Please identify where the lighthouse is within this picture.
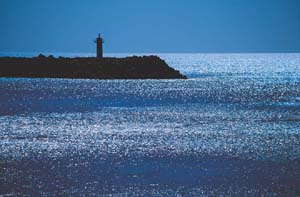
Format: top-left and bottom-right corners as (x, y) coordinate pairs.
(95, 34), (104, 58)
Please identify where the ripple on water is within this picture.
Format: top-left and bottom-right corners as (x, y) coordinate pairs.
(1, 53), (300, 195)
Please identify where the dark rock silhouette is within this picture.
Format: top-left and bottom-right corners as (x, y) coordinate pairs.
(0, 55), (187, 79)
(37, 54), (46, 59)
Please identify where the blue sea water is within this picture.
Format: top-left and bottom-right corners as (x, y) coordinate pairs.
(1, 53), (300, 195)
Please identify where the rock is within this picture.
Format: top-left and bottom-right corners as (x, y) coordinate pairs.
(0, 56), (187, 79)
(37, 54), (46, 59)
(48, 55), (55, 59)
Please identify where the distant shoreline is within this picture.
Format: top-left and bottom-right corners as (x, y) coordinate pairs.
(0, 55), (187, 80)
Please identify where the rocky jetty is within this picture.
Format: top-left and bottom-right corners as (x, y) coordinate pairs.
(0, 55), (187, 79)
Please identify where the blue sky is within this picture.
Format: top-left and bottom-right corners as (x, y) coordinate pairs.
(0, 0), (300, 53)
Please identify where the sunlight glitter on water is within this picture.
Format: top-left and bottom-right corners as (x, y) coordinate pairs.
(1, 53), (300, 195)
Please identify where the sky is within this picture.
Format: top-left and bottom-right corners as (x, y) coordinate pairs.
(0, 0), (300, 53)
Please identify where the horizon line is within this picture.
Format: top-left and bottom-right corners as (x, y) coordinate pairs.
(1, 51), (300, 55)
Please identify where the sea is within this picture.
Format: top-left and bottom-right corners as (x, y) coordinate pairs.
(1, 53), (300, 196)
